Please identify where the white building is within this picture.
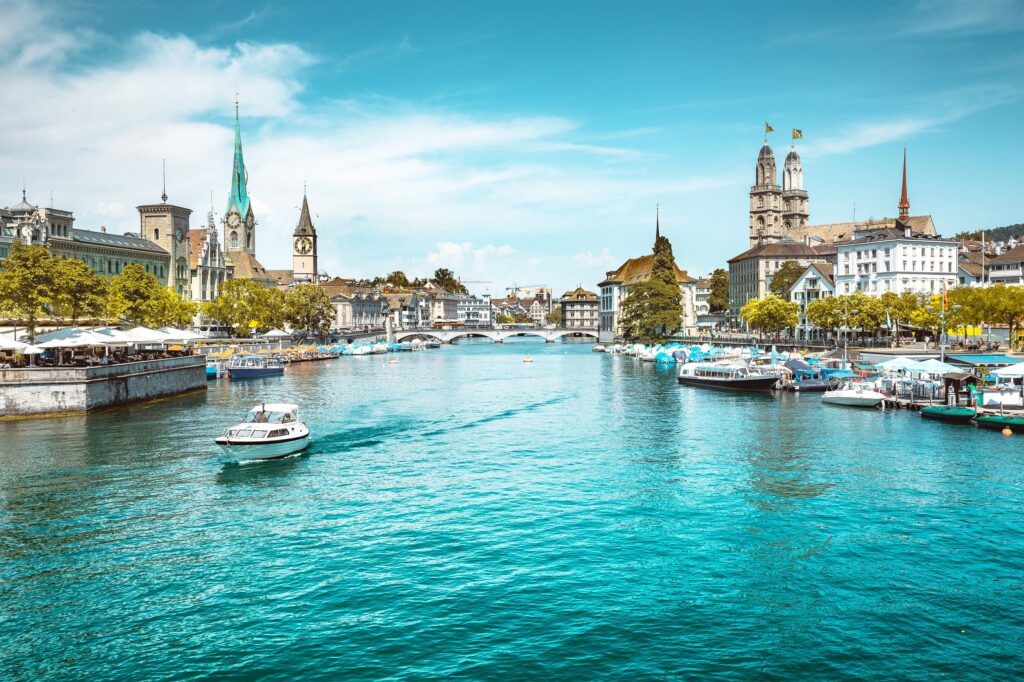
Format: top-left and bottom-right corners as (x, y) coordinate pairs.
(331, 291), (387, 331)
(833, 222), (958, 296)
(457, 294), (491, 327)
(789, 262), (835, 340)
(989, 245), (1024, 286)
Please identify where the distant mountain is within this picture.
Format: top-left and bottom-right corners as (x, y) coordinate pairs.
(955, 223), (1024, 242)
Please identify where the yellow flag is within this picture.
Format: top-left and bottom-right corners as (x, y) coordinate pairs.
(765, 122), (774, 134)
(249, 319), (258, 329)
(792, 128), (803, 140)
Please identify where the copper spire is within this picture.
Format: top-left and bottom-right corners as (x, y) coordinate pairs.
(898, 145), (910, 220)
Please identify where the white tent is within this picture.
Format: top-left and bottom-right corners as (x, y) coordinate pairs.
(34, 328), (112, 348)
(0, 335), (43, 354)
(157, 327), (204, 341)
(125, 326), (174, 344)
(993, 362), (1024, 378)
(263, 329), (291, 338)
(914, 359), (959, 374)
(877, 357), (927, 371)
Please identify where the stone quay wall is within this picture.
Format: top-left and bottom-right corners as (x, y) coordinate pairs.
(0, 356), (206, 417)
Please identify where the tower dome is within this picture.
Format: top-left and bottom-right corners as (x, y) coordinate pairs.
(783, 149), (803, 191)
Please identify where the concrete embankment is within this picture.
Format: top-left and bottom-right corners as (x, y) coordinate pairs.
(0, 356), (206, 418)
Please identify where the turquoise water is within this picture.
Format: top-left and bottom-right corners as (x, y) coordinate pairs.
(2, 339), (1023, 680)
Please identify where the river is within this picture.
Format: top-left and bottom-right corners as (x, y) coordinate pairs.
(2, 339), (1022, 680)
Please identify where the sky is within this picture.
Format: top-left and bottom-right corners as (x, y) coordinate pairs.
(1, 0), (1022, 296)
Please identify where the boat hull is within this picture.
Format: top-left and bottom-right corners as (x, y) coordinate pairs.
(215, 435), (310, 461)
(821, 395), (883, 407)
(975, 415), (1024, 432)
(228, 367), (284, 380)
(920, 407), (976, 424)
(677, 375), (778, 392)
(784, 379), (829, 392)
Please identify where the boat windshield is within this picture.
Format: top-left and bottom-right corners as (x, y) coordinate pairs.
(243, 410), (292, 424)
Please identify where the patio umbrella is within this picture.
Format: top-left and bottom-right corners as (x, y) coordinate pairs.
(993, 362), (1024, 378)
(877, 357), (926, 371)
(915, 358), (959, 374)
(0, 335), (43, 354)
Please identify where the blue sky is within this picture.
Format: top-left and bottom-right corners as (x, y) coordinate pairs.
(1, 0), (1022, 294)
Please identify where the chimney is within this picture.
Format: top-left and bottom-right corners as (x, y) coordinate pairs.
(100, 225), (107, 233)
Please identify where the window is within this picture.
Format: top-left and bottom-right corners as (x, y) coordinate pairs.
(154, 228), (160, 241)
(230, 231), (238, 249)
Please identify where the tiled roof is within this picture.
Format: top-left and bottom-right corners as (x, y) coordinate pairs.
(728, 241), (828, 263)
(229, 250), (271, 281)
(846, 225), (952, 245)
(991, 244), (1024, 264)
(785, 215), (936, 243)
(73, 228), (167, 254)
(562, 286), (598, 301)
(188, 229), (207, 269)
(600, 253), (695, 286)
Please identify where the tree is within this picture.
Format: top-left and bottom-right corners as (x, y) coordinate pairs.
(707, 268), (729, 314)
(618, 235), (684, 343)
(909, 295), (942, 338)
(545, 308), (562, 325)
(205, 278), (285, 337)
(431, 268), (467, 294)
(768, 260), (805, 298)
(739, 294), (799, 336)
(0, 242), (56, 342)
(52, 257), (107, 324)
(386, 271), (410, 288)
(847, 291), (886, 339)
(147, 287), (197, 328)
(806, 296), (843, 336)
(983, 285), (1024, 349)
(497, 310), (533, 324)
(106, 264), (164, 326)
(879, 291), (920, 343)
(285, 283), (334, 340)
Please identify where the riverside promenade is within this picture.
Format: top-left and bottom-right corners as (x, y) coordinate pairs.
(0, 355), (206, 417)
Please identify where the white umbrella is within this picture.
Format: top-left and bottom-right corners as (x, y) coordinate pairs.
(915, 358), (959, 374)
(0, 335), (43, 354)
(156, 327), (204, 341)
(263, 329), (291, 338)
(993, 362), (1024, 378)
(33, 328), (111, 348)
(126, 326), (174, 344)
(877, 357), (926, 371)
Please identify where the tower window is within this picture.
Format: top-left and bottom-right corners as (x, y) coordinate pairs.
(230, 231), (238, 249)
(154, 228), (160, 241)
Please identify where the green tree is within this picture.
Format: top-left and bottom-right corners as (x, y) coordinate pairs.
(0, 242), (56, 342)
(739, 294), (799, 337)
(107, 263), (164, 326)
(909, 294), (942, 337)
(618, 235), (684, 343)
(982, 284), (1024, 349)
(147, 287), (197, 328)
(768, 260), (805, 298)
(879, 291), (920, 343)
(431, 268), (468, 293)
(806, 296), (843, 336)
(285, 283), (334, 340)
(52, 257), (107, 324)
(847, 291), (886, 339)
(386, 271), (410, 288)
(707, 268), (729, 313)
(545, 307), (562, 325)
(204, 278), (285, 337)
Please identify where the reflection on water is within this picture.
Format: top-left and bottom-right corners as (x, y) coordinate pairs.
(2, 342), (1024, 680)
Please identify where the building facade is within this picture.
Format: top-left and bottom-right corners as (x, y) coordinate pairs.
(457, 295), (492, 327)
(989, 245), (1024, 286)
(331, 291), (387, 330)
(188, 209), (230, 302)
(833, 223), (958, 296)
(727, 240), (835, 318)
(137, 193), (192, 297)
(560, 287), (599, 329)
(789, 263), (835, 340)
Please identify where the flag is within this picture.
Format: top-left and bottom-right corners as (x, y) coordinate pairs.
(765, 122), (774, 134)
(886, 311), (892, 330)
(942, 282), (949, 311)
(792, 128), (803, 140)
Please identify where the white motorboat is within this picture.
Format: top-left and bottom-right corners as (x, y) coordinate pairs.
(215, 403), (310, 461)
(821, 381), (886, 407)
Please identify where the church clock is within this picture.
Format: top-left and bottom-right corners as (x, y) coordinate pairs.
(295, 236), (313, 254)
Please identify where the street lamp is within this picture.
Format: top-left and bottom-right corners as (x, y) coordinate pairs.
(843, 299), (859, 367)
(940, 303), (962, 362)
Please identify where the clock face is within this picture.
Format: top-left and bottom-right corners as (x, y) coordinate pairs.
(175, 228), (184, 242)
(295, 237), (312, 254)
(226, 212), (241, 228)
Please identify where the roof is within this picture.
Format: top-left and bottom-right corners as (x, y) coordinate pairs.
(958, 260), (984, 278)
(320, 278), (372, 298)
(188, 229), (207, 269)
(294, 194), (315, 236)
(265, 269), (294, 285)
(600, 253), (695, 286)
(845, 224), (953, 245)
(991, 244), (1024, 264)
(561, 286), (598, 302)
(229, 250), (271, 281)
(728, 240), (829, 263)
(73, 228), (167, 254)
(784, 215), (936, 244)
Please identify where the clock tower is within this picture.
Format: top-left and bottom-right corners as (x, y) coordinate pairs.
(292, 191), (318, 282)
(138, 176), (192, 296)
(223, 100), (256, 257)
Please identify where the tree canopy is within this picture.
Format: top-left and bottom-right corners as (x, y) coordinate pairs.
(707, 268), (729, 313)
(618, 235), (683, 343)
(739, 294), (799, 336)
(0, 242), (56, 342)
(284, 283), (334, 340)
(768, 260), (805, 298)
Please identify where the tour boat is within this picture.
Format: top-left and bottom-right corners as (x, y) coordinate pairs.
(821, 381), (886, 407)
(227, 355), (284, 380)
(215, 403), (310, 461)
(975, 414), (1024, 433)
(676, 362), (779, 392)
(920, 405), (976, 425)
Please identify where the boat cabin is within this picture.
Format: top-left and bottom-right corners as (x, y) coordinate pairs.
(244, 403), (298, 424)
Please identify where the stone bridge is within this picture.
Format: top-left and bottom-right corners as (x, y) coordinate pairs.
(393, 327), (599, 344)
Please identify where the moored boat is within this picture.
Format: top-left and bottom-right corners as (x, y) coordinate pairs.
(821, 381), (885, 407)
(227, 355), (284, 380)
(677, 362), (779, 392)
(206, 359), (225, 380)
(975, 414), (1024, 433)
(920, 405), (976, 425)
(215, 403), (310, 461)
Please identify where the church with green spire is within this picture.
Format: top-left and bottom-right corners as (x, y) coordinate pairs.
(222, 100), (273, 284)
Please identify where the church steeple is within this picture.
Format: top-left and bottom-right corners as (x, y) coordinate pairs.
(898, 145), (910, 221)
(655, 204), (660, 242)
(292, 187), (318, 282)
(225, 98), (251, 221)
(223, 97), (256, 255)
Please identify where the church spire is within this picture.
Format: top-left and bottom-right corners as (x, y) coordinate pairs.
(294, 191), (315, 236)
(225, 96), (251, 220)
(898, 145), (910, 221)
(655, 203), (660, 241)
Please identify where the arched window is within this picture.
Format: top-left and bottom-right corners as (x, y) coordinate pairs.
(245, 231), (252, 250)
(758, 196), (764, 208)
(230, 231), (238, 249)
(154, 228), (160, 241)
(107, 259), (112, 273)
